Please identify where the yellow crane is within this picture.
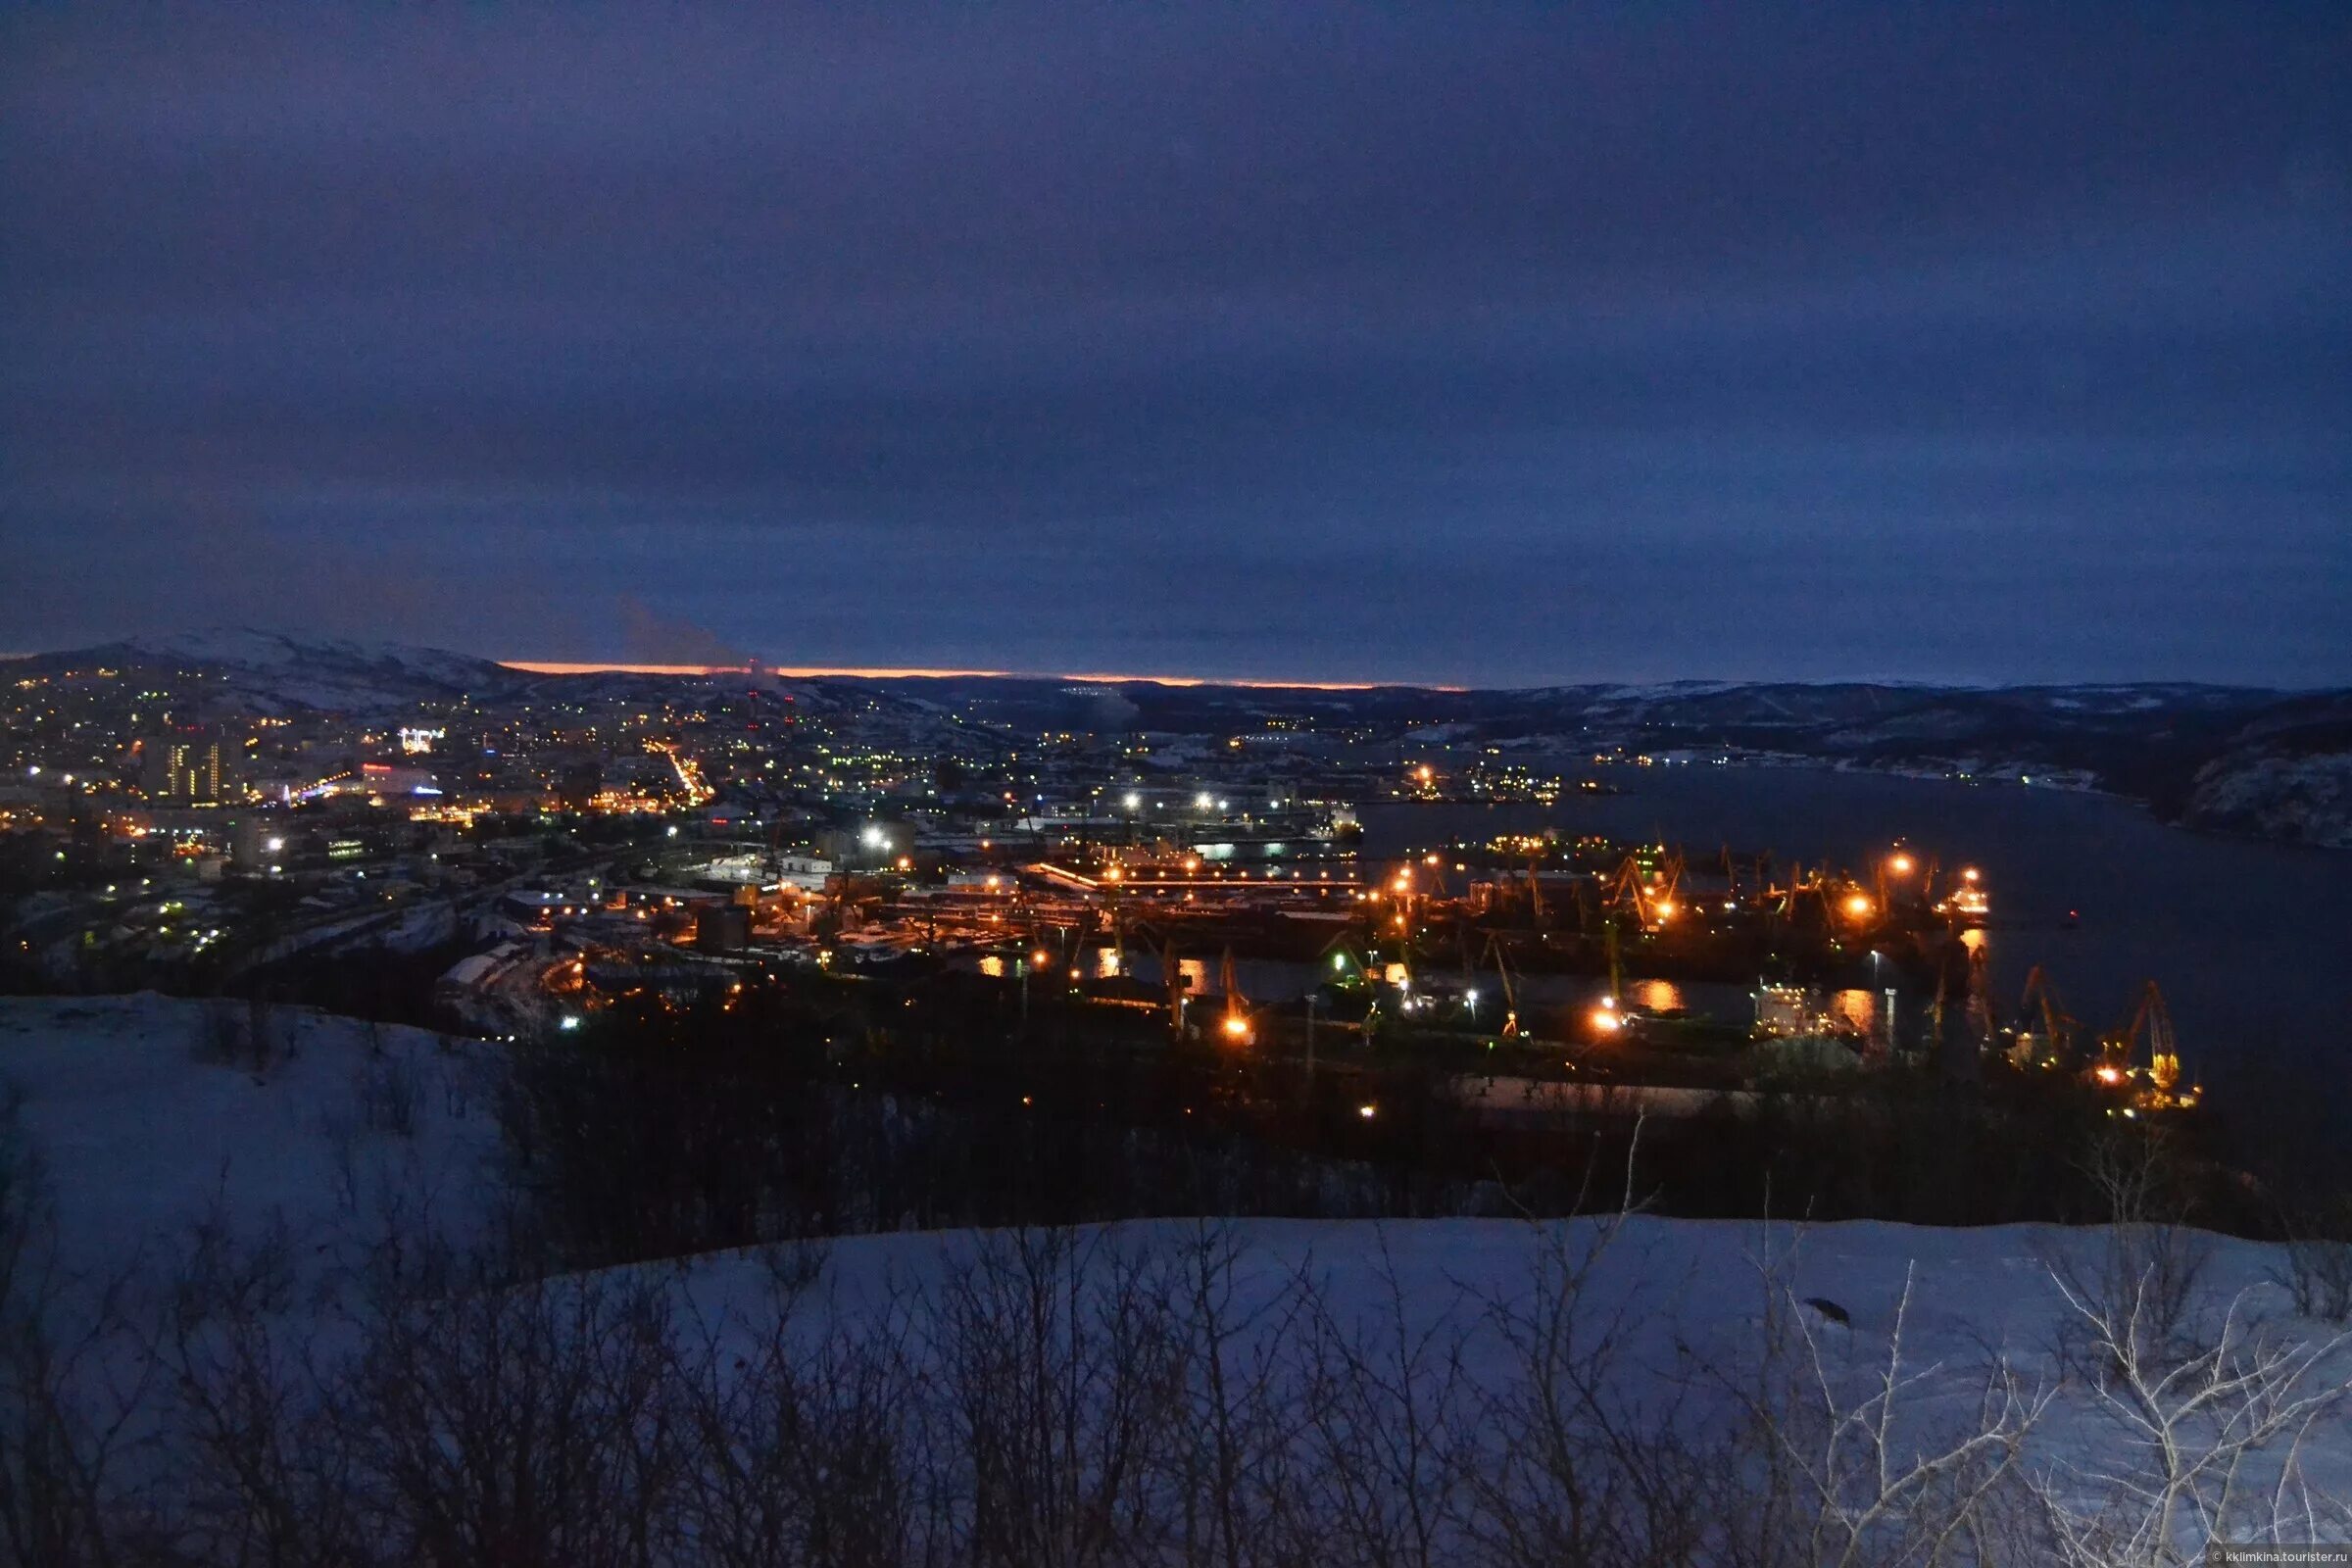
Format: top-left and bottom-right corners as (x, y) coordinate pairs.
(2101, 980), (2186, 1099)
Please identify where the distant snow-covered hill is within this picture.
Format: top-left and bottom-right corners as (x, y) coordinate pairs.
(2187, 749), (2352, 849)
(7, 627), (530, 714)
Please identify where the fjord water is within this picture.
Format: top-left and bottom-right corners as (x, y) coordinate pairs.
(1360, 766), (2352, 1148)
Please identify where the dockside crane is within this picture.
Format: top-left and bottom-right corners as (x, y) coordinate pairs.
(2100, 981), (2191, 1102)
(2007, 965), (2081, 1066)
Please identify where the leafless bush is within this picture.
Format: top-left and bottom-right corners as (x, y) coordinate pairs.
(670, 1246), (920, 1568)
(353, 1051), (420, 1138)
(1729, 1250), (2048, 1568)
(330, 1240), (688, 1566)
(0, 1087), (155, 1566)
(1290, 1230), (1475, 1568)
(1452, 1124), (1732, 1568)
(1152, 1221), (1319, 1568)
(1463, 1211), (1726, 1567)
(190, 998), (243, 1068)
(2030, 1278), (2352, 1565)
(2044, 1127), (2215, 1372)
(189, 995), (284, 1076)
(2272, 1192), (2352, 1324)
(153, 1209), (356, 1567)
(915, 1224), (1190, 1567)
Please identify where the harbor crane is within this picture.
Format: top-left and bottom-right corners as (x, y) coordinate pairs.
(1480, 933), (1522, 1038)
(2101, 980), (2186, 1098)
(2008, 965), (2080, 1065)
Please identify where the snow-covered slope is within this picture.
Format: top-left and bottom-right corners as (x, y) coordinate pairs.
(3, 994), (2348, 1557)
(2185, 750), (2352, 849)
(0, 994), (498, 1275)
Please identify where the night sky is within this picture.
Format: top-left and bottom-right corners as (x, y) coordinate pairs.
(5, 7), (2348, 686)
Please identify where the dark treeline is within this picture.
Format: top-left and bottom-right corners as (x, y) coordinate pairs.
(490, 971), (2278, 1274)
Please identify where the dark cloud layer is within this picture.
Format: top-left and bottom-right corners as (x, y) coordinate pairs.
(4, 5), (2348, 683)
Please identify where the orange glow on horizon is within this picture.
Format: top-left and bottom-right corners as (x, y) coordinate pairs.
(498, 660), (1462, 692)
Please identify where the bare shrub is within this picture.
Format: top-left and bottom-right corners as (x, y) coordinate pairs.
(2030, 1279), (2352, 1565)
(328, 1240), (688, 1567)
(2272, 1191), (2352, 1325)
(191, 998), (244, 1067)
(671, 1245), (920, 1568)
(1463, 1210), (1726, 1568)
(0, 1087), (154, 1566)
(154, 1209), (357, 1567)
(1154, 1221), (1318, 1568)
(1291, 1229), (1475, 1568)
(189, 994), (285, 1076)
(918, 1225), (1188, 1567)
(1729, 1250), (2047, 1568)
(354, 1051), (420, 1138)
(2044, 1127), (2215, 1372)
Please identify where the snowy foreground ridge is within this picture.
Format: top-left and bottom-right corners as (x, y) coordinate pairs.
(3, 994), (2351, 1564)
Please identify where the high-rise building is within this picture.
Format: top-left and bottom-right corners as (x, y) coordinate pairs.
(146, 732), (226, 805)
(225, 813), (269, 867)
